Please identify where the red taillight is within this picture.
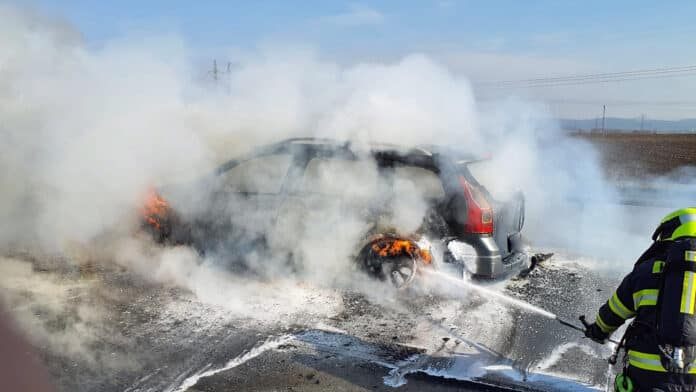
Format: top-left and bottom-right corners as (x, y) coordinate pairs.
(459, 176), (494, 234)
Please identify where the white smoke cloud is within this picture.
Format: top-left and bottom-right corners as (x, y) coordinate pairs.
(1, 1), (653, 277)
(0, 4), (213, 250)
(1, 6), (675, 381)
(7, 7), (694, 392)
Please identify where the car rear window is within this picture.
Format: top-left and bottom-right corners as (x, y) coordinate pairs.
(220, 154), (292, 194)
(462, 161), (488, 183)
(392, 166), (445, 200)
(460, 161), (498, 197)
(299, 158), (379, 199)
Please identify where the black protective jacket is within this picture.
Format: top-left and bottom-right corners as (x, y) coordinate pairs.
(597, 241), (696, 391)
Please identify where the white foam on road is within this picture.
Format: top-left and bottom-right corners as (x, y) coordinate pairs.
(165, 326), (606, 392)
(382, 354), (423, 387)
(394, 358), (604, 392)
(168, 334), (294, 392)
(297, 328), (603, 391)
(535, 342), (600, 371)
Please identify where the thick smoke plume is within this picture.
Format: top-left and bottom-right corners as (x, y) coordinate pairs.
(0, 4), (680, 378)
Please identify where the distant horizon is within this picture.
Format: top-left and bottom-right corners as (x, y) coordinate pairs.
(560, 116), (696, 122)
(558, 117), (696, 132)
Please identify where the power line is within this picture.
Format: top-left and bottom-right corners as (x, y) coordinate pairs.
(476, 65), (696, 88)
(544, 99), (696, 106)
(502, 72), (696, 88)
(486, 65), (696, 84)
(483, 71), (696, 88)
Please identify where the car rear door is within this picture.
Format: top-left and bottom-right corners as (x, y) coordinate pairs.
(209, 152), (294, 254)
(273, 155), (381, 258)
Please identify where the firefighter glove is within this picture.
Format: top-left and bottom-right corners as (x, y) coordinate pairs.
(584, 322), (609, 344)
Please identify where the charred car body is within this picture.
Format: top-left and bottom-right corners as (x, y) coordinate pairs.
(142, 138), (533, 284)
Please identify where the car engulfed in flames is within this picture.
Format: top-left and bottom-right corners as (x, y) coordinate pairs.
(137, 138), (535, 284)
(139, 192), (436, 288)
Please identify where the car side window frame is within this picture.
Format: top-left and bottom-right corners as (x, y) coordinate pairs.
(389, 163), (447, 203)
(286, 148), (363, 197)
(215, 152), (295, 195)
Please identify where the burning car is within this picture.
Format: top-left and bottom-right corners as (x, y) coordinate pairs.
(141, 138), (533, 285)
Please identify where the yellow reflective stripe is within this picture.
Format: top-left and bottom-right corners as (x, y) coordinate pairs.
(681, 271), (696, 314)
(653, 260), (665, 273)
(609, 292), (635, 319)
(629, 349), (696, 374)
(632, 289), (659, 309)
(627, 350), (667, 372)
(595, 313), (617, 333)
(687, 251), (696, 262)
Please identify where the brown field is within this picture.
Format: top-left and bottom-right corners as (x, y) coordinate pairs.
(571, 132), (696, 179)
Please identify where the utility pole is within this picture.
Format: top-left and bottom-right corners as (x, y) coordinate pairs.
(601, 105), (606, 135)
(640, 114), (645, 132)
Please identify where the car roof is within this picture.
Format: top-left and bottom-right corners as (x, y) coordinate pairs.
(278, 137), (481, 159)
(216, 137), (483, 174)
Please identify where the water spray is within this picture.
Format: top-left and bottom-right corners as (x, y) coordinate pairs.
(419, 269), (619, 344)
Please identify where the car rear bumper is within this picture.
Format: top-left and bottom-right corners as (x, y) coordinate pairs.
(447, 235), (528, 279)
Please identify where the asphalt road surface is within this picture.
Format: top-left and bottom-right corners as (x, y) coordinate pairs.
(0, 246), (626, 392)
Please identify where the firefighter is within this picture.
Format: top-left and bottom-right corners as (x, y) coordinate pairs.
(585, 208), (696, 392)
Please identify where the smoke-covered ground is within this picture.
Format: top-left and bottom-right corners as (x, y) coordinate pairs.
(2, 247), (620, 392)
(0, 210), (677, 391)
(1, 3), (695, 391)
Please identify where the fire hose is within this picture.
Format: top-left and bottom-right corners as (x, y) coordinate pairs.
(556, 315), (620, 345)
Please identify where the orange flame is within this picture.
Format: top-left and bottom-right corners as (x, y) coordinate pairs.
(141, 189), (170, 230)
(418, 248), (432, 264)
(371, 238), (431, 264)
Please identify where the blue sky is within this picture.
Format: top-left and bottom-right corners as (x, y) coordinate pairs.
(27, 1), (696, 57)
(25, 0), (696, 119)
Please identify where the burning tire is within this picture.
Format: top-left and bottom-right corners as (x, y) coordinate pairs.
(357, 236), (430, 289)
